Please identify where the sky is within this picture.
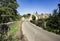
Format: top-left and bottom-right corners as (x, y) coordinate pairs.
(17, 0), (59, 15)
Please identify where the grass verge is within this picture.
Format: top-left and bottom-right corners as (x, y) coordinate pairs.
(9, 21), (21, 35)
(7, 21), (22, 41)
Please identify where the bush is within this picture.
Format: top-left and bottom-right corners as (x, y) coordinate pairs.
(32, 15), (36, 20)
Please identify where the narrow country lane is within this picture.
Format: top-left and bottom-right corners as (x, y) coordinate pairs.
(22, 21), (60, 41)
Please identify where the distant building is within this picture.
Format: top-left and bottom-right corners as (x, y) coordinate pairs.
(38, 14), (50, 19)
(29, 12), (50, 21)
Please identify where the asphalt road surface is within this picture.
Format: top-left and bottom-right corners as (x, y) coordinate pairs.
(22, 21), (60, 41)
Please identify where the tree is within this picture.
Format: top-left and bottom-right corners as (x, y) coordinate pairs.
(0, 0), (19, 23)
(32, 15), (36, 20)
(53, 9), (57, 14)
(23, 14), (31, 19)
(46, 9), (60, 34)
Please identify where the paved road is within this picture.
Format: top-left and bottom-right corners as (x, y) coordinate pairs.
(22, 21), (60, 41)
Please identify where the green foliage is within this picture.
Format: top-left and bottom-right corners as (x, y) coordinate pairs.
(0, 0), (18, 9)
(36, 19), (43, 27)
(0, 24), (9, 41)
(23, 14), (31, 18)
(30, 10), (60, 34)
(0, 21), (21, 41)
(27, 14), (31, 17)
(0, 7), (16, 23)
(46, 13), (60, 34)
(32, 15), (36, 20)
(0, 0), (20, 23)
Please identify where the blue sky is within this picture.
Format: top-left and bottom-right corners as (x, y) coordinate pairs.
(17, 0), (59, 15)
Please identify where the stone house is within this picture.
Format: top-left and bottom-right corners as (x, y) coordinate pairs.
(29, 13), (50, 21)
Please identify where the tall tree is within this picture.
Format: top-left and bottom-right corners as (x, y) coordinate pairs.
(0, 0), (19, 23)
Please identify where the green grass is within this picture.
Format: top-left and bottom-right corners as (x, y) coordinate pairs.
(9, 21), (21, 35)
(0, 21), (22, 41)
(7, 21), (22, 41)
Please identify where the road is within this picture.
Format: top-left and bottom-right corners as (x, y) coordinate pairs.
(22, 21), (60, 41)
